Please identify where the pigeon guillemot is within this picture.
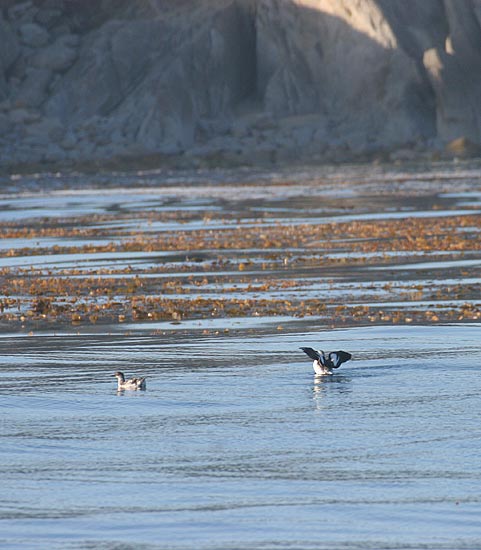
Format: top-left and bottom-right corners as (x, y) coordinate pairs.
(300, 347), (352, 375)
(114, 371), (147, 390)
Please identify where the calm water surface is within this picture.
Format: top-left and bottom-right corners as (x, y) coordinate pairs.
(1, 323), (480, 549)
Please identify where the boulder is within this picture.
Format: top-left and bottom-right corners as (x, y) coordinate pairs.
(9, 108), (39, 124)
(44, 143), (66, 162)
(0, 13), (20, 99)
(16, 68), (52, 108)
(25, 117), (64, 142)
(19, 22), (50, 47)
(7, 2), (37, 23)
(0, 99), (12, 112)
(31, 35), (78, 72)
(445, 136), (481, 158)
(35, 7), (64, 29)
(0, 113), (13, 135)
(0, 15), (20, 69)
(389, 148), (420, 162)
(60, 131), (78, 151)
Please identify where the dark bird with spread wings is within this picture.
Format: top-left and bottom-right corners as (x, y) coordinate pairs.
(300, 347), (352, 375)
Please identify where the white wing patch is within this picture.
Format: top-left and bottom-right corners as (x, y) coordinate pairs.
(329, 350), (352, 368)
(329, 352), (340, 367)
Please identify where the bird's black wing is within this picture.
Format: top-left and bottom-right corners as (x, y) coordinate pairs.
(300, 347), (322, 361)
(329, 350), (352, 368)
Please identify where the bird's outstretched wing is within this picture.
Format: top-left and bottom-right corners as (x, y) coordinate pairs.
(300, 347), (322, 361)
(329, 351), (352, 368)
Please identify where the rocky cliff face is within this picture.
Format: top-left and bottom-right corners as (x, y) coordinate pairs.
(1, 0), (481, 169)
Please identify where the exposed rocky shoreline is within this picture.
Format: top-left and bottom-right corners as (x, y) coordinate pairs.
(2, 0), (481, 171)
(1, 165), (480, 332)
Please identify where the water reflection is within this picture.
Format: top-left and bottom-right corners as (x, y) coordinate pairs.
(116, 388), (147, 396)
(312, 374), (352, 409)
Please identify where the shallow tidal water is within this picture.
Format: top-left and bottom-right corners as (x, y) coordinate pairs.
(1, 322), (481, 549)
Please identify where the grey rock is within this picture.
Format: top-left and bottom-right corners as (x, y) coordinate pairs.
(50, 24), (73, 38)
(445, 136), (481, 158)
(257, 0), (435, 147)
(19, 22), (50, 47)
(291, 125), (315, 148)
(31, 35), (78, 72)
(0, 76), (7, 102)
(246, 145), (276, 166)
(0, 13), (21, 99)
(9, 108), (38, 124)
(0, 113), (13, 134)
(389, 148), (419, 162)
(25, 117), (64, 142)
(230, 120), (250, 139)
(374, 0), (447, 61)
(422, 1), (481, 144)
(58, 33), (80, 48)
(76, 139), (96, 157)
(135, 90), (194, 154)
(7, 2), (36, 23)
(23, 134), (47, 147)
(0, 99), (12, 112)
(423, 47), (480, 143)
(45, 2), (256, 155)
(7, 50), (29, 82)
(45, 22), (133, 123)
(444, 0), (481, 63)
(44, 143), (66, 161)
(17, 68), (52, 108)
(60, 132), (78, 151)
(35, 8), (63, 29)
(7, 76), (22, 100)
(0, 15), (20, 69)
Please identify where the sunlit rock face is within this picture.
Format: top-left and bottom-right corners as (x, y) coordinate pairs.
(1, 0), (481, 167)
(256, 0), (436, 153)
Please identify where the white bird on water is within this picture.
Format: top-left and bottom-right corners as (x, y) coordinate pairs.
(114, 371), (146, 390)
(300, 347), (352, 375)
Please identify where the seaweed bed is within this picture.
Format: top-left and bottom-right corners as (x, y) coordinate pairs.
(0, 162), (480, 333)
